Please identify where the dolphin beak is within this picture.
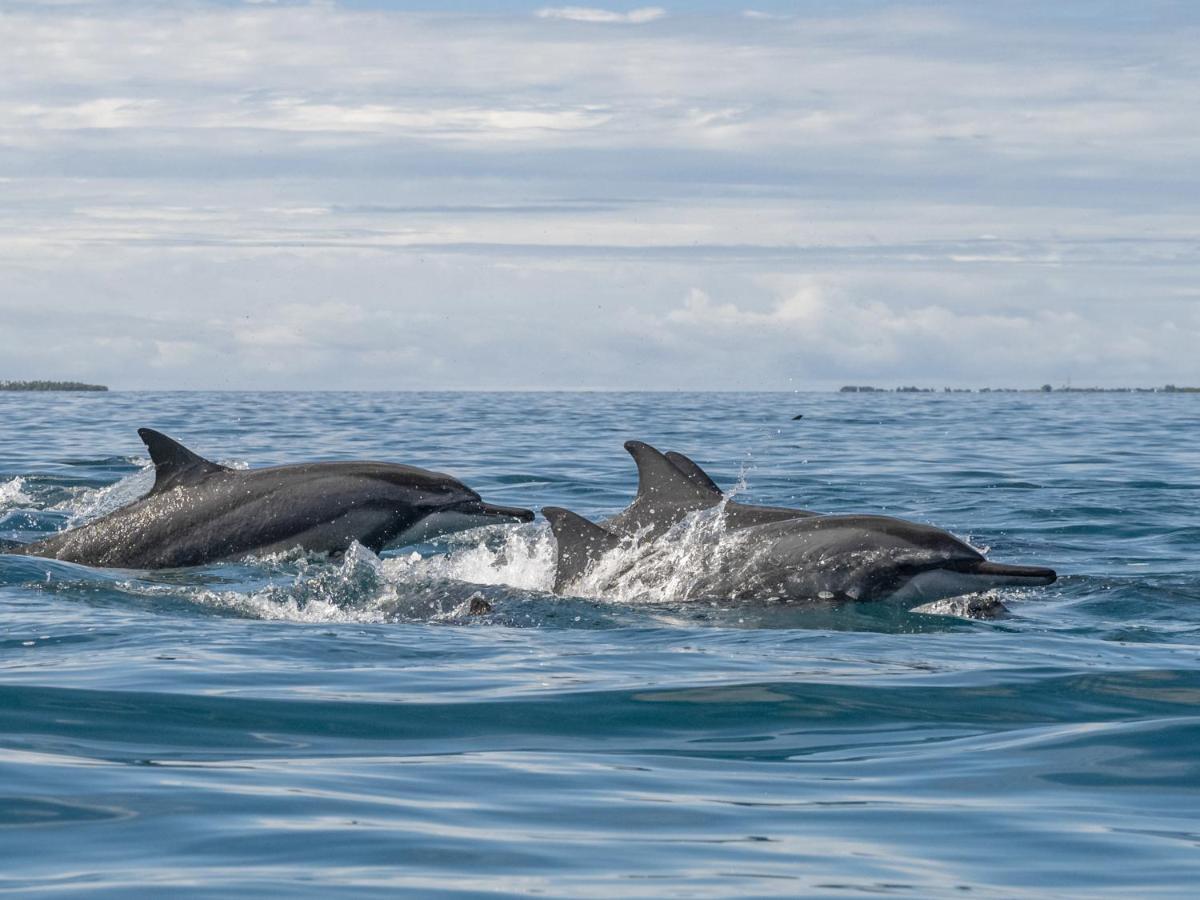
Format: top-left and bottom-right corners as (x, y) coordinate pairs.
(459, 500), (536, 523)
(972, 560), (1057, 585)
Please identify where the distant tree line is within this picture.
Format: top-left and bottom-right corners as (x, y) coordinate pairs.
(0, 380), (108, 392)
(840, 384), (1199, 394)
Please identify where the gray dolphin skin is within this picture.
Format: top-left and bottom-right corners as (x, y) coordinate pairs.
(546, 441), (1056, 606)
(8, 429), (534, 569)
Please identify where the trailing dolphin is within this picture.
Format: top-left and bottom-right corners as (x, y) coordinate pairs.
(544, 441), (1055, 606)
(7, 429), (534, 569)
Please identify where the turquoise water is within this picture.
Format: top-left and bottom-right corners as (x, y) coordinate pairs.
(2, 391), (1198, 897)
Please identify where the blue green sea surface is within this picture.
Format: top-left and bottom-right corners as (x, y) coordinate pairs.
(2, 391), (1198, 897)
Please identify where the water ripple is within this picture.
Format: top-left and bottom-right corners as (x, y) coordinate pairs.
(1, 391), (1199, 895)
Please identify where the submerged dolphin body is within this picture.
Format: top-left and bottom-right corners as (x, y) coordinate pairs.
(544, 441), (1056, 605)
(9, 429), (534, 569)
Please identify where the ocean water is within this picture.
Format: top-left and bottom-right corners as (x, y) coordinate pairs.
(1, 390), (1198, 898)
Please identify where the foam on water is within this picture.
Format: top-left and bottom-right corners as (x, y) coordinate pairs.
(53, 461), (154, 525)
(169, 509), (768, 625)
(405, 526), (558, 592)
(0, 476), (32, 507)
(202, 550), (515, 625)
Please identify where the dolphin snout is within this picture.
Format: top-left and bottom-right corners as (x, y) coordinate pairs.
(460, 500), (536, 523)
(972, 560), (1057, 585)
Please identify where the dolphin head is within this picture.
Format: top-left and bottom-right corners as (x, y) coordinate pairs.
(373, 466), (534, 548)
(441, 492), (538, 528)
(764, 515), (1056, 605)
(877, 551), (1058, 604)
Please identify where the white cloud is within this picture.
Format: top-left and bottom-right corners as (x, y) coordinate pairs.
(536, 7), (665, 24)
(251, 100), (612, 139)
(0, 2), (1198, 388)
(655, 278), (1200, 387)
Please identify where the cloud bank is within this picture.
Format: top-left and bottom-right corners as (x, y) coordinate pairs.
(0, 1), (1197, 389)
(535, 7), (665, 24)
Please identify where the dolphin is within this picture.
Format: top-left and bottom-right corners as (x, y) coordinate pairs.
(544, 505), (1056, 605)
(604, 441), (818, 539)
(7, 429), (534, 569)
(543, 440), (1055, 605)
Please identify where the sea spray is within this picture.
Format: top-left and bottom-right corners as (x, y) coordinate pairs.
(0, 476), (32, 508)
(52, 462), (154, 526)
(402, 525), (557, 592)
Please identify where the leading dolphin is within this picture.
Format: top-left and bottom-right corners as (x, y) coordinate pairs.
(8, 429), (534, 569)
(544, 441), (1055, 606)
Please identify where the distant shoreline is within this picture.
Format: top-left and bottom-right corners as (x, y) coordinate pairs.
(840, 384), (1200, 394)
(1, 383), (1197, 394)
(0, 380), (108, 392)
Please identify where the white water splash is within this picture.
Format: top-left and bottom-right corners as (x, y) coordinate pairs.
(52, 461), (154, 526)
(368, 508), (762, 612)
(911, 594), (1009, 620)
(381, 507), (762, 611)
(574, 505), (750, 605)
(186, 544), (396, 623)
(176, 532), (558, 625)
(392, 526), (557, 592)
(0, 477), (32, 508)
(51, 456), (246, 526)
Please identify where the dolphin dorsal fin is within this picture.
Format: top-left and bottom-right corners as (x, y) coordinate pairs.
(664, 450), (723, 495)
(666, 448), (820, 528)
(543, 506), (622, 593)
(626, 440), (721, 508)
(138, 428), (229, 495)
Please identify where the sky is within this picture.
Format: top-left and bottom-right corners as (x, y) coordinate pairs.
(1, 0), (1198, 390)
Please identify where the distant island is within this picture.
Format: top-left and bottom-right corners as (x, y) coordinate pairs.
(0, 380), (108, 392)
(840, 384), (1200, 394)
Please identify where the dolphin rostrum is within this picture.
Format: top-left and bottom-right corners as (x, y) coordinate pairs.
(544, 441), (1056, 606)
(8, 429), (534, 569)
